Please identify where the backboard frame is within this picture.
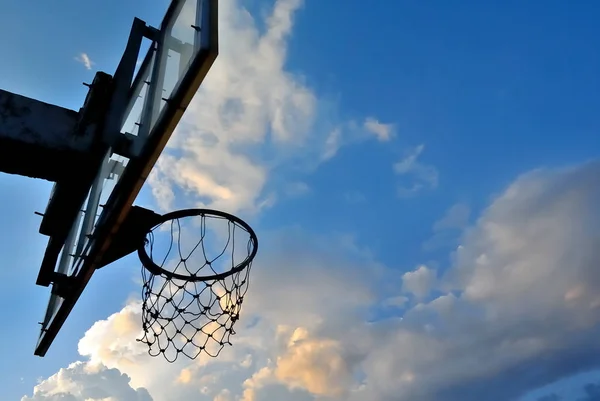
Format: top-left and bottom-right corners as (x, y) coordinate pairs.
(35, 0), (218, 356)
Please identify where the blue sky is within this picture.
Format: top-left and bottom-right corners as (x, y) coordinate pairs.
(1, 0), (600, 400)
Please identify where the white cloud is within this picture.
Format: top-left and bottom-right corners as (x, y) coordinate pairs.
(149, 0), (395, 215)
(21, 362), (152, 401)
(393, 144), (439, 197)
(322, 127), (342, 161)
(31, 160), (600, 401)
(67, 229), (381, 401)
(368, 161), (600, 401)
(74, 53), (94, 70)
(213, 389), (232, 401)
(148, 0), (313, 213)
(77, 303), (224, 400)
(240, 160), (600, 401)
(242, 231), (380, 330)
(78, 303), (147, 372)
(402, 265), (436, 299)
(235, 324), (359, 401)
(364, 118), (394, 141)
(240, 366), (275, 401)
(273, 327), (353, 397)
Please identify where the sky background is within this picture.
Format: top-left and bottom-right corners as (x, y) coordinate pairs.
(0, 0), (600, 400)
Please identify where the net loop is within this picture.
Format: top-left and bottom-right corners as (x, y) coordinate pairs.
(136, 209), (257, 362)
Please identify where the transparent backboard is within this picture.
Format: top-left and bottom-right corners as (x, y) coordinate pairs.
(36, 0), (218, 356)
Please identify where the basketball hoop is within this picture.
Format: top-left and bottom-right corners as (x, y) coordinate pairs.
(136, 209), (258, 362)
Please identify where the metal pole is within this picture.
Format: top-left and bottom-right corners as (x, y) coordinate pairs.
(73, 153), (110, 260)
(40, 205), (82, 327)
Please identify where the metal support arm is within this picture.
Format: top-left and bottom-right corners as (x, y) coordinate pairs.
(0, 90), (91, 181)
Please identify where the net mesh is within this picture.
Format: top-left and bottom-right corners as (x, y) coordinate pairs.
(137, 213), (255, 362)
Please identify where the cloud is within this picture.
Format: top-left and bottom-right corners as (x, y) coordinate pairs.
(213, 389), (233, 401)
(148, 0), (313, 213)
(176, 368), (193, 384)
(364, 118), (394, 141)
(423, 202), (470, 251)
(401, 265), (436, 299)
(67, 228), (384, 401)
(74, 53), (94, 70)
(433, 203), (470, 231)
(32, 159), (600, 401)
(21, 362), (152, 401)
(386, 161), (600, 401)
(148, 0), (396, 215)
(242, 231), (380, 330)
(27, 0), (600, 398)
(78, 303), (147, 371)
(273, 328), (353, 397)
(236, 325), (360, 401)
(237, 159), (600, 401)
(284, 181), (310, 197)
(322, 127), (342, 161)
(393, 144), (439, 197)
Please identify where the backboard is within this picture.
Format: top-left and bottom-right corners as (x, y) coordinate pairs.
(35, 0), (218, 356)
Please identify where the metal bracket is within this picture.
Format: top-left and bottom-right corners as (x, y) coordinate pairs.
(107, 158), (126, 178)
(143, 25), (160, 41)
(50, 273), (78, 299)
(96, 206), (162, 269)
(112, 133), (142, 159)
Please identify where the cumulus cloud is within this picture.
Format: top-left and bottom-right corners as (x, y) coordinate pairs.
(233, 160), (600, 401)
(393, 144), (439, 197)
(273, 327), (353, 397)
(238, 326), (354, 399)
(74, 53), (94, 70)
(78, 303), (147, 371)
(213, 389), (233, 401)
(401, 265), (436, 299)
(29, 160), (600, 401)
(21, 362), (151, 401)
(69, 228), (380, 401)
(148, 0), (312, 213)
(377, 161), (600, 401)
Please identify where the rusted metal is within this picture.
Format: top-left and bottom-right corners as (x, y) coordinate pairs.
(0, 90), (92, 181)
